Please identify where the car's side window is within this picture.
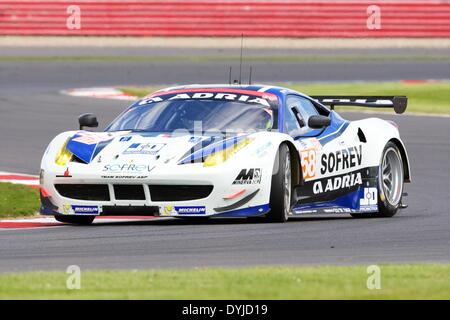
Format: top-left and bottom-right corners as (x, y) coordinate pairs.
(284, 101), (301, 136)
(285, 95), (319, 136)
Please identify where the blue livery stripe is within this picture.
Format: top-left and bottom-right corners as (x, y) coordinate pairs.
(214, 204), (270, 217)
(66, 138), (97, 164)
(178, 134), (249, 164)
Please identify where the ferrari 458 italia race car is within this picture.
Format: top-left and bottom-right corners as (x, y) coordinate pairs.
(40, 84), (410, 224)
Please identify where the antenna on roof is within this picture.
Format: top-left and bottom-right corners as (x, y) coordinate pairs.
(228, 66), (232, 85)
(248, 66), (252, 85)
(238, 33), (244, 85)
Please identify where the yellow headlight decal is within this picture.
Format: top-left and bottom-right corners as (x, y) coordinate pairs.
(55, 139), (73, 166)
(204, 138), (254, 167)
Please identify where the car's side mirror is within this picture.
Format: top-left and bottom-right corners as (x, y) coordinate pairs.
(308, 115), (331, 129)
(78, 113), (98, 130)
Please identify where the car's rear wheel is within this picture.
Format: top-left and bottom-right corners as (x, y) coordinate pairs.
(377, 142), (404, 217)
(267, 144), (292, 223)
(54, 215), (95, 225)
(352, 142), (404, 218)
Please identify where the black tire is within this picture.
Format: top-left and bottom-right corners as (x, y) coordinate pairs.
(266, 144), (292, 223)
(352, 141), (404, 219)
(377, 142), (404, 217)
(54, 215), (95, 225)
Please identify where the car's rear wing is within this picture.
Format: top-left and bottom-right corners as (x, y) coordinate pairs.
(311, 96), (408, 114)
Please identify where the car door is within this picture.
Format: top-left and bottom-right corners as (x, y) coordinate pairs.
(284, 95), (361, 210)
(284, 95), (323, 183)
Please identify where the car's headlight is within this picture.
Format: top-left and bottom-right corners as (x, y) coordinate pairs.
(204, 138), (253, 167)
(55, 139), (73, 166)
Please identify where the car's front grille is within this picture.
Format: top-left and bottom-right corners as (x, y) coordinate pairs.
(55, 184), (110, 201)
(54, 184), (213, 202)
(149, 185), (213, 201)
(113, 185), (146, 200)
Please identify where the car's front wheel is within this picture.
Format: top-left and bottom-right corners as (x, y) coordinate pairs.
(54, 215), (95, 225)
(267, 144), (292, 223)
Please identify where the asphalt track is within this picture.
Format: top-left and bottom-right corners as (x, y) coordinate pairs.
(0, 47), (449, 272)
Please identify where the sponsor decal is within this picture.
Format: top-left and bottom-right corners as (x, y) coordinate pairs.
(123, 143), (165, 155)
(71, 205), (99, 215)
(72, 132), (125, 145)
(319, 98), (392, 105)
(101, 175), (148, 179)
(175, 206), (206, 215)
(102, 164), (154, 173)
(313, 171), (362, 195)
(139, 92), (273, 107)
(162, 205), (174, 216)
(320, 145), (362, 175)
(62, 204), (71, 214)
(163, 205), (206, 215)
(120, 136), (132, 142)
(324, 208), (353, 213)
(297, 167), (378, 202)
(298, 138), (322, 180)
(293, 209), (318, 214)
(359, 206), (378, 212)
(360, 187), (378, 211)
(138, 96), (164, 105)
(300, 149), (317, 180)
(233, 168), (262, 185)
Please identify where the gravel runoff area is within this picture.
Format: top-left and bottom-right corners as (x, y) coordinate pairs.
(1, 36), (450, 49)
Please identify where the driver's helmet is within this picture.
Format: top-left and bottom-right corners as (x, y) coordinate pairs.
(253, 108), (273, 130)
(176, 100), (207, 129)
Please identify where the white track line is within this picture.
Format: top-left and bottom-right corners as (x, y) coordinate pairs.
(0, 216), (164, 230)
(61, 87), (137, 101)
(0, 171), (39, 186)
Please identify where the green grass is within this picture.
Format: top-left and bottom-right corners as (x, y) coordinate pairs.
(121, 85), (162, 98)
(0, 55), (449, 63)
(121, 81), (450, 115)
(0, 182), (39, 218)
(1, 264), (449, 299)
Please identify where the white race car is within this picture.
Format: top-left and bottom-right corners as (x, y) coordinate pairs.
(40, 84), (411, 224)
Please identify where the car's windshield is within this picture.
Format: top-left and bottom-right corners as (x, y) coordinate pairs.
(106, 91), (277, 133)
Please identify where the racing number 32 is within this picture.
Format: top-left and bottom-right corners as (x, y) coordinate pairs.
(300, 149), (316, 180)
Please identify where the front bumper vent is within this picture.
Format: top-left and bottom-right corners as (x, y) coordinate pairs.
(148, 185), (213, 201)
(54, 184), (213, 202)
(55, 184), (110, 201)
(114, 184), (145, 200)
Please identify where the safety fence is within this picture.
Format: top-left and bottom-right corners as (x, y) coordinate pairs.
(1, 0), (450, 37)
